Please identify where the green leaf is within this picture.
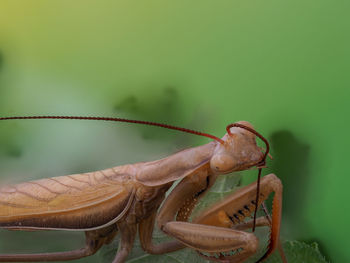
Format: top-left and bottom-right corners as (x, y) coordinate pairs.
(265, 241), (329, 263)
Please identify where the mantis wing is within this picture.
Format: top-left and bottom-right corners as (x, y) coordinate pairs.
(0, 168), (134, 230)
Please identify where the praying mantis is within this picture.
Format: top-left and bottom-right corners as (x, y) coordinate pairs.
(0, 116), (285, 263)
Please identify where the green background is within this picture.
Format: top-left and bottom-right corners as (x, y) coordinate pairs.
(0, 1), (349, 262)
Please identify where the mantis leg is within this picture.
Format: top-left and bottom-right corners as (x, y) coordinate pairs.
(140, 168), (212, 255)
(159, 173), (282, 262)
(139, 168), (214, 255)
(164, 222), (259, 262)
(139, 211), (185, 254)
(0, 231), (103, 262)
(112, 222), (136, 263)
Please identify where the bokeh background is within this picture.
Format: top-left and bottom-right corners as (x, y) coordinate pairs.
(0, 1), (349, 262)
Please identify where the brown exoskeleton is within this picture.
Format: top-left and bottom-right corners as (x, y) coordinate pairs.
(0, 116), (284, 263)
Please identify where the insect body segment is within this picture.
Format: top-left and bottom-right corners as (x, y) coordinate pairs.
(0, 116), (285, 263)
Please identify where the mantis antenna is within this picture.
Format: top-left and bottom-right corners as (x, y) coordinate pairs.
(0, 115), (224, 144)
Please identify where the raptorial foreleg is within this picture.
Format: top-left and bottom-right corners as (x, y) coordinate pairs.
(159, 174), (282, 262)
(192, 173), (283, 262)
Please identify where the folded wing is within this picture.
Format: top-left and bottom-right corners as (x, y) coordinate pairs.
(0, 169), (134, 230)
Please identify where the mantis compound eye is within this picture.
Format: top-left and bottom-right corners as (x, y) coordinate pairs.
(210, 154), (235, 173)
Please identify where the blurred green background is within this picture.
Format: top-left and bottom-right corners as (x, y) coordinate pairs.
(0, 0), (349, 262)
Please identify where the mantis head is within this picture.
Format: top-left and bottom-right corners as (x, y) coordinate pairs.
(210, 121), (268, 174)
